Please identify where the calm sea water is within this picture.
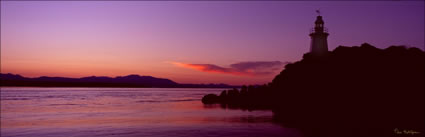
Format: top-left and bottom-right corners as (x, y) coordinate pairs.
(1, 87), (301, 137)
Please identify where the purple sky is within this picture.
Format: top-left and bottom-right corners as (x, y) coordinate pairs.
(1, 1), (424, 85)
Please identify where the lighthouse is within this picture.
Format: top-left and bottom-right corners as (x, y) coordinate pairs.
(309, 13), (329, 56)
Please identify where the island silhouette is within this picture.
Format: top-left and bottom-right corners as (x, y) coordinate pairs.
(202, 43), (424, 137)
(203, 14), (424, 137)
(0, 73), (237, 88)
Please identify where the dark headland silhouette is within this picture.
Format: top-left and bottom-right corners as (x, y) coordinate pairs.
(0, 74), (237, 88)
(202, 43), (425, 137)
(203, 14), (424, 137)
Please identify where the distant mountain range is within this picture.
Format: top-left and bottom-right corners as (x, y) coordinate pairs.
(0, 73), (237, 88)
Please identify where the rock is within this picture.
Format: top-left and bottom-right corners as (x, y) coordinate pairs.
(219, 90), (227, 97)
(202, 94), (219, 104)
(227, 89), (239, 98)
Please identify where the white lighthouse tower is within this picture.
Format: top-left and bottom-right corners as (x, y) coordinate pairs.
(309, 11), (329, 56)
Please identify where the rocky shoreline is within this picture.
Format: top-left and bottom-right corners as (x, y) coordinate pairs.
(202, 44), (425, 137)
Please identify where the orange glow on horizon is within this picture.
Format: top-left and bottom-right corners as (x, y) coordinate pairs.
(170, 62), (252, 76)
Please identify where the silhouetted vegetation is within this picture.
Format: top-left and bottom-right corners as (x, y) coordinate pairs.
(202, 43), (424, 137)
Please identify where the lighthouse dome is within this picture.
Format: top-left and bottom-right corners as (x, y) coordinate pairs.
(315, 16), (324, 24)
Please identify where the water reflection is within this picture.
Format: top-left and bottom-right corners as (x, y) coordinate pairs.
(1, 87), (302, 137)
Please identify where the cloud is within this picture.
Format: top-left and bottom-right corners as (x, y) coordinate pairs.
(171, 61), (287, 76)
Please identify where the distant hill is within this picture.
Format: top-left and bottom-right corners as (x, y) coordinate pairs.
(202, 43), (424, 137)
(0, 73), (236, 88)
